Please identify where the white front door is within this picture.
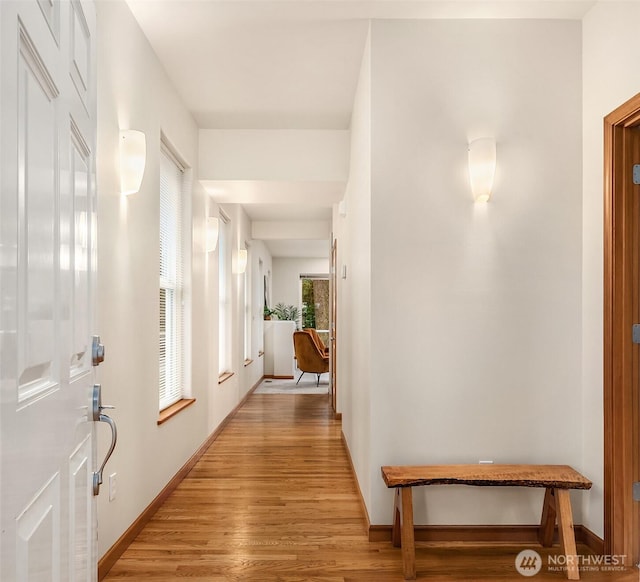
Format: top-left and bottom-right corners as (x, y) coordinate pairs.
(0, 0), (99, 580)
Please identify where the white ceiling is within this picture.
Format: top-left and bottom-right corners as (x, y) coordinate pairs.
(200, 180), (342, 212)
(263, 239), (331, 258)
(126, 0), (597, 256)
(243, 204), (331, 221)
(126, 0), (595, 132)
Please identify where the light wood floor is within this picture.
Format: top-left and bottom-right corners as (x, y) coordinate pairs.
(104, 393), (638, 581)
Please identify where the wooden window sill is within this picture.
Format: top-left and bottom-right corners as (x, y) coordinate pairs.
(158, 398), (196, 425)
(218, 372), (234, 385)
(244, 359), (253, 367)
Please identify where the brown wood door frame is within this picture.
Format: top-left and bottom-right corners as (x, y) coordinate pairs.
(604, 92), (640, 566)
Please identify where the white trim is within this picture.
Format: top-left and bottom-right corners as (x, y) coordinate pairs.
(299, 273), (330, 280)
(160, 132), (188, 172)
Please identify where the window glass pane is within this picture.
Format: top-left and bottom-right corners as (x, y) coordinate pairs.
(244, 247), (251, 361)
(159, 148), (183, 410)
(218, 216), (231, 374)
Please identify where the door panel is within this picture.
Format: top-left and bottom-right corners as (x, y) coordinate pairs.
(36, 0), (60, 43)
(69, 435), (92, 582)
(1, 1), (97, 580)
(69, 123), (92, 378)
(17, 21), (59, 403)
(70, 0), (90, 112)
(16, 473), (60, 582)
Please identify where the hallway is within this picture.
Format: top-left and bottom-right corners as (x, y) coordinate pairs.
(103, 394), (636, 581)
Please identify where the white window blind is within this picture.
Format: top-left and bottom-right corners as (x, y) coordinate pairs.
(218, 214), (231, 374)
(159, 147), (184, 410)
(243, 245), (251, 362)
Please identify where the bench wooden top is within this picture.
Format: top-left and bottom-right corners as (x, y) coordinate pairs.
(381, 464), (592, 490)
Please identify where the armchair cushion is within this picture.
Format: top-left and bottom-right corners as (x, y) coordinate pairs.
(304, 328), (330, 356)
(293, 331), (329, 375)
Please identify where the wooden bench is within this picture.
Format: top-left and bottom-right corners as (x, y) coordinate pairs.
(381, 464), (592, 581)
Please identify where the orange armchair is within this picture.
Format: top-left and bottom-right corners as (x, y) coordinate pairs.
(293, 331), (329, 386)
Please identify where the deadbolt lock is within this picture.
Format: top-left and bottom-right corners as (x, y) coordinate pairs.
(92, 335), (105, 366)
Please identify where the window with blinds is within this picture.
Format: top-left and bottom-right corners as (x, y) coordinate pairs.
(243, 244), (251, 362)
(218, 213), (231, 375)
(159, 146), (184, 411)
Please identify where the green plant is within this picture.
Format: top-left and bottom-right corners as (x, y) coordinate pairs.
(272, 303), (300, 327)
(301, 279), (316, 329)
(302, 304), (315, 329)
(264, 305), (274, 319)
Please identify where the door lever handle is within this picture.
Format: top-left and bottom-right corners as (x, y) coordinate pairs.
(93, 413), (117, 496)
(91, 384), (118, 496)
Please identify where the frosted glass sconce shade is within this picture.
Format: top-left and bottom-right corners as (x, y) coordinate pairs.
(120, 130), (146, 195)
(235, 249), (248, 274)
(206, 217), (219, 252)
(468, 137), (496, 203)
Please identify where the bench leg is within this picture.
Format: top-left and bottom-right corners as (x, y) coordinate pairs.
(539, 487), (556, 547)
(391, 487), (417, 579)
(399, 488), (416, 580)
(392, 488), (402, 547)
(555, 489), (580, 581)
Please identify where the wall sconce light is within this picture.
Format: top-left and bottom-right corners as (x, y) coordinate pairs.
(120, 129), (146, 195)
(468, 137), (496, 203)
(206, 217), (219, 252)
(235, 249), (248, 274)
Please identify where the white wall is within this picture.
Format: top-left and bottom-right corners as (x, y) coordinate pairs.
(96, 1), (271, 558)
(335, 25), (373, 513)
(364, 19), (583, 525)
(96, 0), (209, 556)
(582, 1), (640, 538)
(271, 257), (330, 315)
(199, 129), (349, 181)
(249, 239), (273, 371)
(208, 204), (272, 428)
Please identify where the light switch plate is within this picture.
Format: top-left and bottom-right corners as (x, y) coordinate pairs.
(109, 472), (117, 501)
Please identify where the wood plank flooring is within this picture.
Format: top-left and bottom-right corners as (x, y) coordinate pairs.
(104, 394), (637, 581)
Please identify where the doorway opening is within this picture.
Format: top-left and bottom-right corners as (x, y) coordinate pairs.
(300, 275), (330, 345)
(299, 270), (338, 414)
